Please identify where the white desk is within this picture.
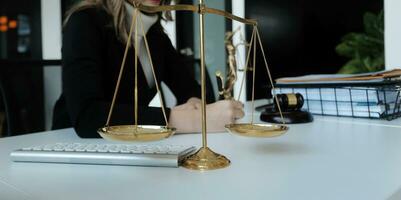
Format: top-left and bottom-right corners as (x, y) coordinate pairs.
(1, 102), (401, 200)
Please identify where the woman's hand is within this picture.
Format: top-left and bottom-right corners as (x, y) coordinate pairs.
(186, 97), (202, 105)
(169, 99), (245, 133)
(204, 100), (245, 132)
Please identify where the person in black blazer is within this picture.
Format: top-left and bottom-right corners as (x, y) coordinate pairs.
(52, 0), (244, 138)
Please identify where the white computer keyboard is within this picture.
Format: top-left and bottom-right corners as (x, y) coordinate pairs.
(10, 143), (196, 167)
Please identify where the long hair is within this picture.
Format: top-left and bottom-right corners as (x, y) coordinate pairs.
(64, 0), (174, 43)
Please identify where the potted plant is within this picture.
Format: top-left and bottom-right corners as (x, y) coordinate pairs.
(336, 10), (384, 74)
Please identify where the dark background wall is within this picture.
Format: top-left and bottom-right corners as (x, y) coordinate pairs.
(0, 0), (385, 136)
(245, 0), (383, 99)
(0, 0), (44, 136)
(0, 0), (42, 59)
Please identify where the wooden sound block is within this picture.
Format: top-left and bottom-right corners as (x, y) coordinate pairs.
(260, 109), (314, 124)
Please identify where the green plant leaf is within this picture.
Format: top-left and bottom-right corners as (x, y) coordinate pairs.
(338, 65), (365, 74)
(338, 59), (366, 74)
(370, 56), (385, 71)
(336, 42), (354, 58)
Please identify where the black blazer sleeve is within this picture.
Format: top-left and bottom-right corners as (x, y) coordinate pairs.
(161, 34), (202, 104)
(62, 8), (169, 138)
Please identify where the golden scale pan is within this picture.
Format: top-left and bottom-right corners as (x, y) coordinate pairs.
(98, 0), (289, 170)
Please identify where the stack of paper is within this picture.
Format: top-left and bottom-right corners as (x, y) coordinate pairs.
(276, 69), (401, 85)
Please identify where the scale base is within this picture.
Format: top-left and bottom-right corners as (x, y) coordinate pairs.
(181, 147), (230, 170)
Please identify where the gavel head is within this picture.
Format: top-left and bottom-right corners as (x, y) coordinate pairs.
(274, 93), (304, 112)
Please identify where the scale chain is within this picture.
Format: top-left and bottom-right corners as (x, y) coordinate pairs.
(105, 9), (139, 127)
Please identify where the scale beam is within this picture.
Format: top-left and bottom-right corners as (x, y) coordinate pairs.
(126, 2), (258, 25)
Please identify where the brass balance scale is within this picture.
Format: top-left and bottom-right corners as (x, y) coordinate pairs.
(98, 0), (289, 170)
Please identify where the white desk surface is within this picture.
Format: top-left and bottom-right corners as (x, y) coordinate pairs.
(1, 101), (401, 200)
